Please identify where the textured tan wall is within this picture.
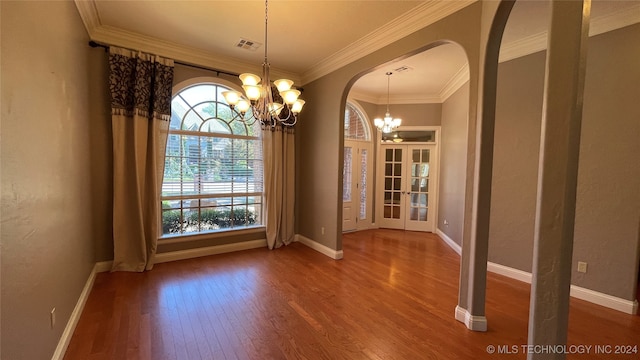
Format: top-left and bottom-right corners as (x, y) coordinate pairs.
(488, 51), (546, 271)
(488, 24), (640, 300)
(373, 103), (442, 127)
(89, 48), (115, 262)
(572, 24), (640, 300)
(438, 82), (470, 246)
(1, 1), (97, 358)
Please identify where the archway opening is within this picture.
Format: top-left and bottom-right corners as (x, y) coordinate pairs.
(340, 42), (470, 249)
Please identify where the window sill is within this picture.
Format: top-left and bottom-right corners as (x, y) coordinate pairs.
(158, 226), (266, 245)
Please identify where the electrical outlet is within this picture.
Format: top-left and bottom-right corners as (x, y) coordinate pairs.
(321, 227), (325, 235)
(577, 261), (588, 273)
(50, 308), (56, 329)
(444, 219), (449, 226)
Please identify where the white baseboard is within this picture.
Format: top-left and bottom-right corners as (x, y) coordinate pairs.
(436, 228), (461, 255)
(454, 305), (487, 331)
(51, 263), (101, 360)
(295, 234), (344, 260)
(455, 305), (467, 323)
(435, 233), (638, 315)
(487, 261), (533, 284)
(569, 285), (639, 315)
(154, 239), (267, 264)
(486, 261), (637, 315)
(93, 239), (269, 270)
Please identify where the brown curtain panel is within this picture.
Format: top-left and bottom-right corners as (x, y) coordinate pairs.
(109, 47), (174, 271)
(262, 125), (295, 249)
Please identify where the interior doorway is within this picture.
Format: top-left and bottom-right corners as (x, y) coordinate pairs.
(342, 42), (469, 238)
(377, 128), (439, 232)
(342, 102), (373, 232)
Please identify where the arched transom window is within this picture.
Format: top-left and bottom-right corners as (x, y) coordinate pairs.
(344, 102), (371, 141)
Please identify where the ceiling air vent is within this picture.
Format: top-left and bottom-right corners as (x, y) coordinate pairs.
(235, 38), (262, 51)
(393, 65), (413, 73)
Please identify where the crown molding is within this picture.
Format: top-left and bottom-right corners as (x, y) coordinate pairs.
(75, 0), (638, 95)
(499, 4), (640, 63)
(590, 3), (640, 36)
(499, 32), (547, 63)
(439, 64), (469, 101)
(74, 0), (300, 83)
(348, 90), (380, 105)
(75, 0), (101, 34)
(349, 90), (443, 105)
(389, 95), (443, 104)
(300, 0), (477, 85)
(91, 25), (302, 82)
(75, 0), (474, 85)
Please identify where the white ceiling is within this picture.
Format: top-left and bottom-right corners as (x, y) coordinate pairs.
(77, 0), (639, 104)
(92, 0), (424, 75)
(349, 43), (469, 104)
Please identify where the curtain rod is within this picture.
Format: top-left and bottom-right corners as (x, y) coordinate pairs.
(88, 41), (240, 78)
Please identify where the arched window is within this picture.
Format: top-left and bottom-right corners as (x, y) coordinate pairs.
(344, 102), (371, 141)
(161, 81), (263, 236)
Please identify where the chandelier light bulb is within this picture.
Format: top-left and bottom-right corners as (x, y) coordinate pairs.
(274, 79), (293, 92)
(281, 89), (301, 105)
(291, 99), (305, 114)
(269, 102), (284, 116)
(237, 99), (251, 114)
(242, 85), (262, 101)
(384, 112), (393, 124)
(239, 73), (261, 86)
(222, 90), (241, 106)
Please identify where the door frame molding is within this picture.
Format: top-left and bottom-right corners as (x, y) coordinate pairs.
(343, 139), (374, 231)
(375, 126), (441, 231)
(342, 100), (375, 232)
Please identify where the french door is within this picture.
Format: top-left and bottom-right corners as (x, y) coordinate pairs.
(378, 144), (438, 232)
(343, 140), (373, 231)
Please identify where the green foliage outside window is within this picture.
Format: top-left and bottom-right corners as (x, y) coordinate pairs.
(162, 206), (257, 234)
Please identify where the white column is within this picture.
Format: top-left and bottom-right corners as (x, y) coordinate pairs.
(527, 1), (590, 359)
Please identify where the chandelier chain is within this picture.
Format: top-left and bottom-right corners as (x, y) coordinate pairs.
(221, 0), (305, 127)
(386, 71), (392, 113)
(373, 71), (402, 133)
(264, 0), (269, 64)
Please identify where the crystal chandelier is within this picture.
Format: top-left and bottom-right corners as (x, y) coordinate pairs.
(374, 72), (402, 133)
(222, 0), (305, 127)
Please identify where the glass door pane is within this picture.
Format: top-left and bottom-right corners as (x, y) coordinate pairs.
(342, 145), (357, 232)
(383, 148), (403, 219)
(379, 142), (437, 232)
(408, 148), (429, 222)
(359, 149), (367, 220)
(343, 147), (352, 201)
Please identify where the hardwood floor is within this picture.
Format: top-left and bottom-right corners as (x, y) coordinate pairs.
(64, 229), (640, 359)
